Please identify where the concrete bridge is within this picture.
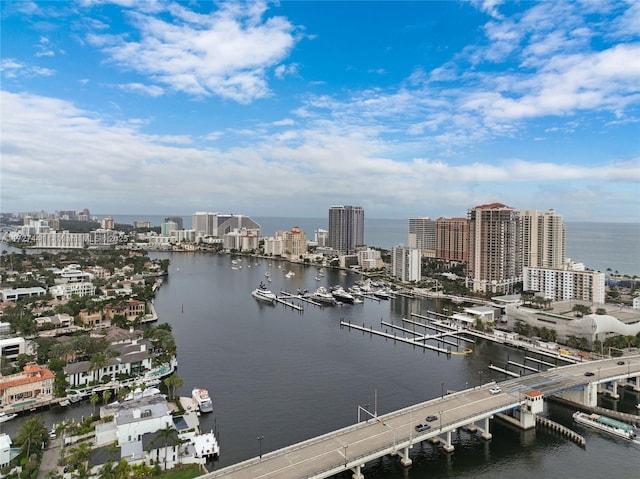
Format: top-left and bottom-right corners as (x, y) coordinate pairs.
(204, 356), (640, 479)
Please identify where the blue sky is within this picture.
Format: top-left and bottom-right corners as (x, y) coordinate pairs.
(1, 0), (639, 222)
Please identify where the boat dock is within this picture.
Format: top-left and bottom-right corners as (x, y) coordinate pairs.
(339, 320), (451, 354)
(273, 294), (304, 311)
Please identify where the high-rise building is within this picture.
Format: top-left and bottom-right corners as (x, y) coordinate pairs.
(328, 206), (364, 255)
(467, 203), (520, 294)
(408, 217), (436, 257)
(435, 217), (468, 262)
(164, 216), (184, 230)
(519, 209), (566, 269)
(391, 246), (421, 282)
(284, 227), (308, 258)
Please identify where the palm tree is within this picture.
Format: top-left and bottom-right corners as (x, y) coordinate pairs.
(15, 417), (48, 460)
(90, 393), (100, 416)
(89, 352), (110, 383)
(163, 373), (184, 400)
(103, 389), (112, 406)
(153, 425), (179, 471)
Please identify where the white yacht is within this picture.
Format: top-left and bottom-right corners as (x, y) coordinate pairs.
(312, 286), (336, 305)
(0, 412), (17, 423)
(252, 283), (277, 304)
(192, 388), (213, 413)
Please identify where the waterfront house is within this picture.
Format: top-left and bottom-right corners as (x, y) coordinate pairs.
(0, 433), (11, 468)
(0, 363), (54, 410)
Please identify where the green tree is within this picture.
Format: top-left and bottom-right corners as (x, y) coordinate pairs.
(163, 373), (184, 400)
(90, 393), (100, 416)
(153, 425), (179, 471)
(14, 417), (48, 460)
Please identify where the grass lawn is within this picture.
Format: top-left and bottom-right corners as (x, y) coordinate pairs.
(158, 464), (205, 479)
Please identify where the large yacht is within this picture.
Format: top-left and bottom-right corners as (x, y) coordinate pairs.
(192, 388), (213, 413)
(252, 283), (277, 304)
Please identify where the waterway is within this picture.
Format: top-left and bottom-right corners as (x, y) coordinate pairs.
(1, 251), (639, 478)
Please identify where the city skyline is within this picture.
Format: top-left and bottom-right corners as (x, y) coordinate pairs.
(1, 1), (639, 222)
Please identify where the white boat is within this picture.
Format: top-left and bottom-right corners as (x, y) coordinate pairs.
(252, 283), (277, 304)
(312, 287), (336, 305)
(285, 270), (295, 278)
(125, 387), (162, 401)
(0, 412), (17, 423)
(331, 286), (355, 304)
(192, 388), (213, 413)
(573, 411), (636, 440)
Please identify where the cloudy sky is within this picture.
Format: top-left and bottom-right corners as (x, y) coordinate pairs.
(1, 0), (639, 222)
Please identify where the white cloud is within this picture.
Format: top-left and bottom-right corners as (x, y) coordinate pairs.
(116, 82), (165, 97)
(1, 58), (55, 78)
(85, 1), (299, 103)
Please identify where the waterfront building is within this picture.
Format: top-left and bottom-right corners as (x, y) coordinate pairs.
(435, 217), (468, 262)
(315, 228), (329, 247)
(263, 236), (284, 256)
(408, 217), (436, 257)
(519, 209), (566, 269)
(36, 231), (89, 248)
(193, 212), (260, 238)
(223, 228), (259, 251)
(171, 229), (196, 243)
(391, 246), (421, 283)
(328, 205), (364, 255)
(79, 309), (108, 328)
(0, 363), (54, 410)
(357, 248), (384, 271)
(467, 203), (520, 294)
(162, 220), (178, 236)
(49, 282), (96, 300)
(523, 265), (606, 304)
(284, 227), (308, 258)
(34, 313), (74, 330)
(133, 220), (151, 229)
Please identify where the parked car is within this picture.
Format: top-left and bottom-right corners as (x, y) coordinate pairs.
(489, 386), (501, 394)
(415, 423), (431, 432)
(426, 415), (438, 422)
(584, 371), (595, 376)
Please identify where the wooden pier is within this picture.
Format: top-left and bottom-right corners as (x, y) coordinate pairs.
(536, 415), (586, 447)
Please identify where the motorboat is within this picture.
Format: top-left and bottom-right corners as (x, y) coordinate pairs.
(312, 287), (336, 305)
(252, 283), (277, 304)
(192, 388), (213, 413)
(124, 387), (162, 401)
(573, 411), (636, 440)
(331, 287), (355, 304)
(0, 412), (17, 423)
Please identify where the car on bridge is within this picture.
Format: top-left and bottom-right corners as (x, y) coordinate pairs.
(584, 371), (595, 376)
(415, 422), (431, 432)
(489, 386), (501, 394)
(426, 415), (438, 422)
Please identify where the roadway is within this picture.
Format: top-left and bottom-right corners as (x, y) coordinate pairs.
(204, 355), (640, 479)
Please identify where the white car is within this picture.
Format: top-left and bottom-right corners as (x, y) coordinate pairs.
(489, 386), (501, 395)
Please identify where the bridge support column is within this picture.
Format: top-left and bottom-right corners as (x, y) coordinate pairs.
(350, 464), (364, 479)
(399, 446), (412, 467)
(443, 430), (455, 453)
(608, 381), (620, 399)
(633, 376), (640, 392)
(560, 382), (598, 407)
(481, 417), (492, 440)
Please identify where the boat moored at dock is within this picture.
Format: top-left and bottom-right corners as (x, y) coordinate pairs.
(192, 388), (213, 413)
(252, 283), (277, 304)
(0, 411), (17, 423)
(572, 411), (636, 440)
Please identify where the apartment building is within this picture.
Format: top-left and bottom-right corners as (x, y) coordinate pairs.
(435, 217), (468, 262)
(408, 217), (436, 257)
(328, 206), (364, 255)
(467, 203), (521, 294)
(391, 246), (421, 283)
(284, 227), (307, 258)
(523, 266), (606, 304)
(519, 209), (566, 269)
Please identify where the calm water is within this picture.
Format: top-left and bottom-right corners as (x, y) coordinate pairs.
(148, 254), (640, 476)
(107, 215), (640, 276)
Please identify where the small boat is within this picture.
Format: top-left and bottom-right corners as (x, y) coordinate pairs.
(252, 283), (277, 304)
(0, 412), (17, 423)
(285, 270), (295, 278)
(573, 411), (636, 440)
(125, 387), (162, 401)
(192, 388), (213, 413)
